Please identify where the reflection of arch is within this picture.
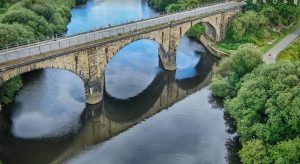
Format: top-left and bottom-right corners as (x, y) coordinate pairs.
(103, 71), (167, 122)
(176, 51), (216, 90)
(102, 51), (216, 122)
(0, 50), (217, 164)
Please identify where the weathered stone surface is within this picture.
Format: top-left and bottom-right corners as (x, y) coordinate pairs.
(0, 9), (240, 104)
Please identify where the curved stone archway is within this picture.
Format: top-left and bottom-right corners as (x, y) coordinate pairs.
(0, 8), (241, 105)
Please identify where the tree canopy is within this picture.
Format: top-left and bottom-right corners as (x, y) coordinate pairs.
(209, 44), (262, 98)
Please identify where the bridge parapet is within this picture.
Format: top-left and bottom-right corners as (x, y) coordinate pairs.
(0, 1), (244, 104)
(0, 1), (244, 64)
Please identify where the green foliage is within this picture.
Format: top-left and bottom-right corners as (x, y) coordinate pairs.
(230, 11), (268, 43)
(240, 137), (300, 163)
(186, 23), (205, 40)
(270, 138), (300, 163)
(209, 44), (262, 98)
(166, 3), (185, 13)
(2, 8), (54, 36)
(240, 140), (270, 164)
(0, 23), (34, 45)
(148, 0), (217, 12)
(148, 0), (177, 11)
(223, 61), (300, 162)
(278, 37), (300, 62)
(0, 76), (23, 105)
(226, 61), (300, 144)
(0, 0), (76, 106)
(219, 1), (300, 53)
(0, 0), (76, 42)
(244, 0), (300, 26)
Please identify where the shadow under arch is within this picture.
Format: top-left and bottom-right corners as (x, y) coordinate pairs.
(202, 22), (217, 41)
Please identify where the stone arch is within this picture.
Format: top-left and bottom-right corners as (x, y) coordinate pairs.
(113, 37), (166, 55)
(0, 58), (86, 86)
(202, 22), (217, 41)
(108, 36), (172, 70)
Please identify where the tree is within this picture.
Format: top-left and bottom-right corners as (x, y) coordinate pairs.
(209, 44), (262, 98)
(0, 23), (34, 45)
(240, 140), (270, 164)
(270, 138), (300, 163)
(230, 11), (268, 43)
(0, 76), (23, 105)
(148, 0), (177, 11)
(2, 8), (53, 36)
(225, 60), (300, 144)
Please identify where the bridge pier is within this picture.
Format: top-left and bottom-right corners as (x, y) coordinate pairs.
(85, 77), (104, 105)
(159, 46), (176, 71)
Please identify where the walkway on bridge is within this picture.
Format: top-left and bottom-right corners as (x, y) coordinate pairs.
(0, 1), (244, 64)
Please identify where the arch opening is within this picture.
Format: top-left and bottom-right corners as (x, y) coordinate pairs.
(203, 22), (217, 41)
(104, 39), (164, 100)
(3, 68), (86, 139)
(175, 22), (209, 80)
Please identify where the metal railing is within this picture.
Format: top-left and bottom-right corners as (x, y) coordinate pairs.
(0, 1), (245, 64)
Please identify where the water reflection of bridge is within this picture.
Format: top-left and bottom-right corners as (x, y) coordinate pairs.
(0, 53), (216, 164)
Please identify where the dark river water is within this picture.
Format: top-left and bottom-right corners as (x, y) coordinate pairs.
(0, 0), (241, 163)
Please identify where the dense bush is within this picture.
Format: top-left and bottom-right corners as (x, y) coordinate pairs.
(211, 46), (300, 162)
(209, 44), (262, 98)
(148, 0), (216, 12)
(0, 0), (76, 107)
(1, 0), (75, 42)
(0, 23), (34, 45)
(186, 23), (205, 40)
(0, 76), (23, 105)
(148, 0), (177, 11)
(230, 11), (268, 43)
(244, 0), (300, 26)
(226, 61), (300, 144)
(225, 61), (300, 163)
(2, 8), (53, 36)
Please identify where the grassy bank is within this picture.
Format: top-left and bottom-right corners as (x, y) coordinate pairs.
(216, 20), (300, 54)
(209, 44), (300, 163)
(208, 1), (300, 162)
(277, 36), (300, 62)
(215, 0), (300, 55)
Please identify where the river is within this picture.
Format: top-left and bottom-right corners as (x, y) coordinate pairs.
(0, 0), (240, 163)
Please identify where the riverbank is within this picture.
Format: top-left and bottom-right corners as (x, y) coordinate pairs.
(214, 0), (300, 56)
(208, 2), (300, 162)
(148, 0), (300, 163)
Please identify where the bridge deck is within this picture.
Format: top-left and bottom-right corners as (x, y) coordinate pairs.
(0, 1), (244, 65)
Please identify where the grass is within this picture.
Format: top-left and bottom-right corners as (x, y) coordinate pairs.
(260, 21), (300, 53)
(277, 37), (300, 62)
(215, 21), (300, 56)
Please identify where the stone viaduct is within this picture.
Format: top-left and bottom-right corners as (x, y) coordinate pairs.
(0, 52), (216, 163)
(0, 1), (244, 104)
